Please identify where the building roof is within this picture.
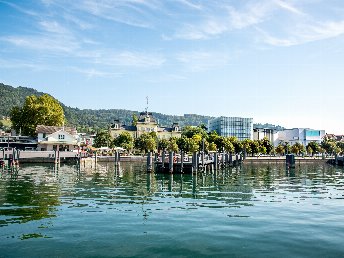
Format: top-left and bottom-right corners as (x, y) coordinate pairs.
(36, 125), (77, 135)
(138, 112), (157, 123)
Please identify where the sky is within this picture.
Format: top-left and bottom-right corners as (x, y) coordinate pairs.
(1, 0), (344, 134)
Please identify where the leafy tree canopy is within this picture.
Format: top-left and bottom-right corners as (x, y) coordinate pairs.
(113, 131), (134, 151)
(94, 130), (113, 148)
(10, 94), (64, 136)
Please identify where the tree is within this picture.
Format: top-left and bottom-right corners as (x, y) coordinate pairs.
(222, 137), (234, 153)
(307, 146), (313, 156)
(249, 140), (260, 156)
(132, 114), (138, 127)
(275, 144), (285, 156)
(208, 142), (217, 152)
(10, 94), (64, 136)
(167, 137), (179, 152)
(337, 141), (344, 155)
(321, 138), (337, 155)
(94, 130), (113, 148)
(260, 137), (274, 154)
(158, 138), (169, 151)
(241, 139), (252, 155)
(229, 137), (242, 153)
(113, 132), (134, 152)
(182, 125), (208, 139)
(291, 142), (305, 155)
(135, 133), (157, 153)
(177, 136), (189, 152)
(187, 138), (199, 153)
(307, 141), (319, 156)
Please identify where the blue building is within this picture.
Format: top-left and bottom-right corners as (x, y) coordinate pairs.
(208, 116), (253, 140)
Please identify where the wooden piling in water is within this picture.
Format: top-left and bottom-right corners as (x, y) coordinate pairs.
(169, 151), (174, 173)
(180, 151), (184, 173)
(147, 151), (152, 172)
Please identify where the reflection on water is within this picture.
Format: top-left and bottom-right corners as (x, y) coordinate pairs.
(1, 162), (344, 257)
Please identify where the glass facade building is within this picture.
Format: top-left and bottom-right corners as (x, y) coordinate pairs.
(208, 116), (253, 140)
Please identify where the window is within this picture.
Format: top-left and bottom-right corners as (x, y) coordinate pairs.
(58, 134), (65, 140)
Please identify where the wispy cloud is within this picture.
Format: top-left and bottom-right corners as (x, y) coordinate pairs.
(169, 1), (274, 40)
(0, 0), (39, 16)
(72, 0), (161, 28)
(176, 0), (203, 10)
(85, 50), (166, 68)
(272, 0), (305, 16)
(259, 19), (344, 47)
(70, 67), (122, 78)
(1, 35), (79, 53)
(176, 50), (230, 72)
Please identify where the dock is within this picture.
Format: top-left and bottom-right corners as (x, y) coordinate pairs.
(153, 152), (242, 174)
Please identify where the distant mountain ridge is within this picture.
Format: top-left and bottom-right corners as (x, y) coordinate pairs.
(0, 83), (284, 132)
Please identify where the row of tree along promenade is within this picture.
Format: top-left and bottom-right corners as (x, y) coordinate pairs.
(3, 93), (342, 171)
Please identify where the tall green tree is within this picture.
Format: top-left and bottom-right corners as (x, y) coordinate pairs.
(94, 130), (113, 148)
(229, 137), (242, 153)
(223, 137), (235, 153)
(132, 114), (138, 126)
(182, 125), (208, 139)
(249, 140), (260, 156)
(113, 131), (134, 152)
(158, 138), (169, 151)
(135, 133), (157, 153)
(260, 137), (274, 154)
(177, 136), (189, 152)
(10, 94), (64, 136)
(167, 137), (179, 152)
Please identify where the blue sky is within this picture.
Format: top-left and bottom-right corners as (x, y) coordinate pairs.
(1, 0), (344, 133)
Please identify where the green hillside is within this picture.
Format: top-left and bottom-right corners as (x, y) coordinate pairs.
(0, 83), (213, 132)
(1, 83), (284, 132)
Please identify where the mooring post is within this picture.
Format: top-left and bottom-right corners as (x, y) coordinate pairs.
(286, 154), (295, 168)
(180, 150), (184, 173)
(235, 154), (238, 165)
(225, 153), (229, 167)
(162, 150), (166, 168)
(214, 152), (218, 170)
(169, 151), (174, 173)
(196, 152), (200, 171)
(147, 151), (152, 172)
(192, 152), (197, 173)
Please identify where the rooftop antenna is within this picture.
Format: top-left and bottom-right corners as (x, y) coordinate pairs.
(145, 96), (149, 115)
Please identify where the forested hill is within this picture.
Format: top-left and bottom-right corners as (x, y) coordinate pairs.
(0, 83), (214, 131)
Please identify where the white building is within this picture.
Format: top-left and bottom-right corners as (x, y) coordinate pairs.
(273, 128), (325, 147)
(36, 125), (79, 151)
(253, 128), (275, 142)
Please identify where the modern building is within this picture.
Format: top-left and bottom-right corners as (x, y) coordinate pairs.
(110, 112), (181, 140)
(273, 128), (325, 147)
(208, 116), (253, 140)
(253, 128), (275, 143)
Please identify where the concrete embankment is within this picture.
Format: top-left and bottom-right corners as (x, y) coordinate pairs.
(244, 156), (328, 164)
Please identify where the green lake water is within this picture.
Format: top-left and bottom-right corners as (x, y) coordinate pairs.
(1, 162), (344, 257)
